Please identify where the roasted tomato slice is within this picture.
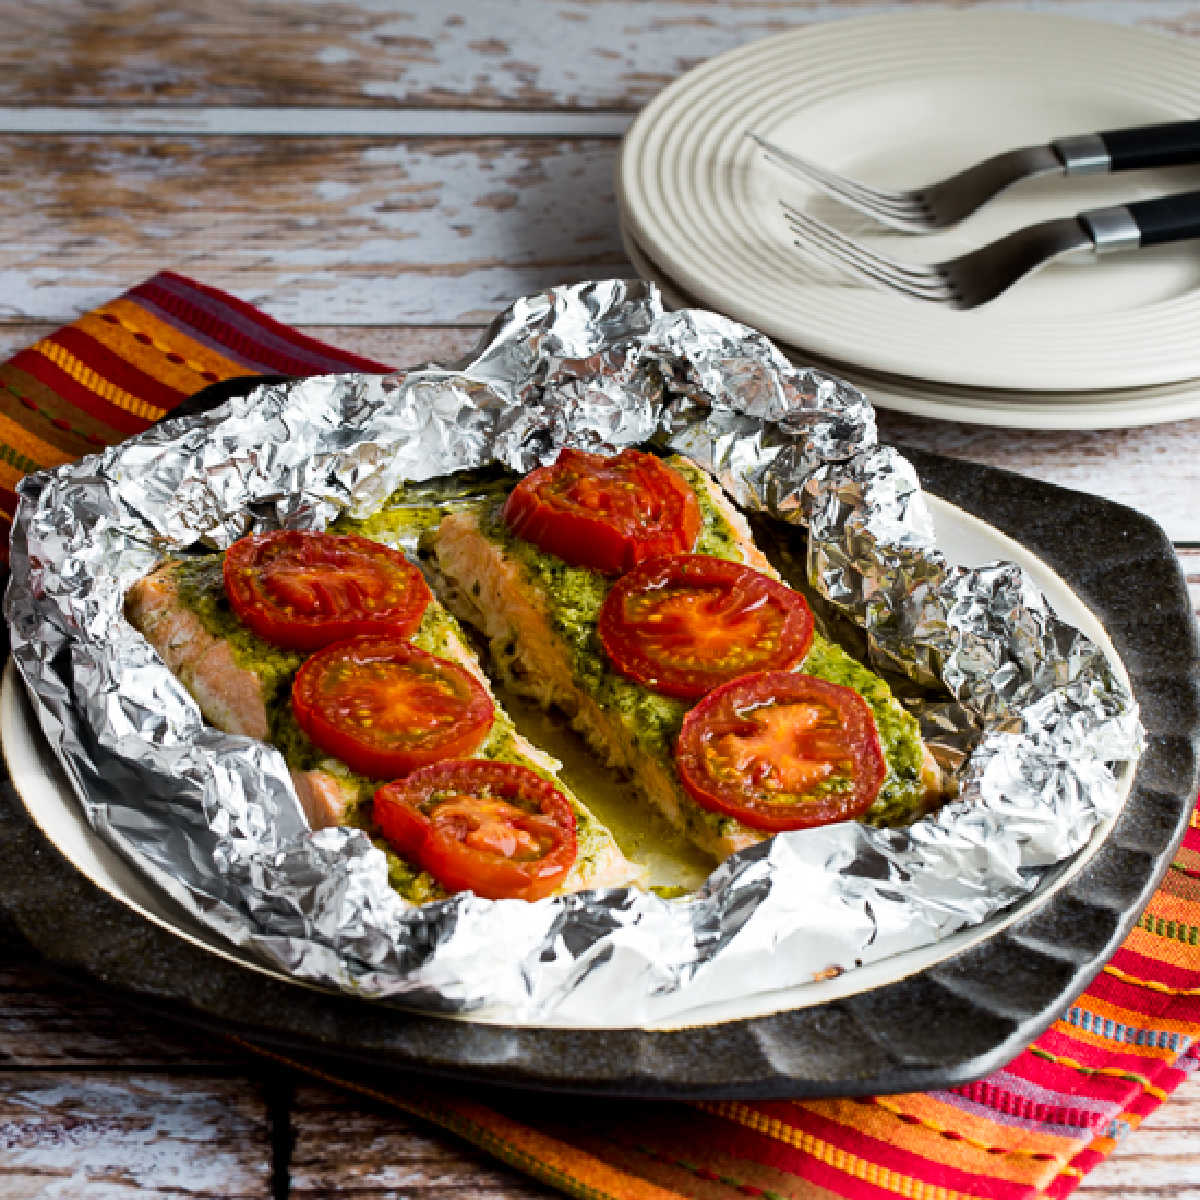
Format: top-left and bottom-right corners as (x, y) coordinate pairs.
(597, 555), (815, 699)
(500, 447), (702, 575)
(224, 530), (431, 651)
(374, 760), (577, 901)
(291, 636), (493, 778)
(675, 671), (886, 832)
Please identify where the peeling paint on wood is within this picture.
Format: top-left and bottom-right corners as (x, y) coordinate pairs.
(0, 137), (630, 325)
(3, 1), (1199, 109)
(1, 5), (1199, 1194)
(0, 108), (637, 137)
(0, 1073), (271, 1197)
(291, 324), (485, 368)
(1080, 1081), (1200, 1196)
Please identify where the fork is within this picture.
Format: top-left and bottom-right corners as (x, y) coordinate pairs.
(751, 120), (1200, 233)
(780, 191), (1200, 309)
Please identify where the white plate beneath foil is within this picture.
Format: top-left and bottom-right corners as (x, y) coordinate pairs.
(0, 494), (1136, 1031)
(620, 224), (1200, 431)
(617, 10), (1200, 396)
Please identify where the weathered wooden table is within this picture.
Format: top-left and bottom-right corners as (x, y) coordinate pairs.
(2, 3), (1197, 1195)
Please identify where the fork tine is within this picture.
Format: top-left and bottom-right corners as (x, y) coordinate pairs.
(776, 178), (1138, 309)
(780, 204), (953, 294)
(778, 163), (930, 226)
(750, 133), (935, 229)
(782, 211), (955, 301)
(761, 151), (924, 217)
(749, 134), (927, 216)
(780, 204), (920, 275)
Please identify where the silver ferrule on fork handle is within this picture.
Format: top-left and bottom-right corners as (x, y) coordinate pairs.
(1052, 132), (1112, 175)
(1079, 205), (1142, 254)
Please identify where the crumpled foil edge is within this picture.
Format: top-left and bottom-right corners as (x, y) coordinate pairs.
(4, 279), (1142, 1027)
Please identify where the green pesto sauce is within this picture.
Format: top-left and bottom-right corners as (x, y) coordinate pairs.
(801, 634), (925, 825)
(406, 603), (609, 881)
(172, 556), (305, 713)
(169, 554), (605, 900)
(478, 500), (689, 757)
(338, 504), (445, 548)
(466, 455), (743, 776)
(669, 457), (743, 563)
(335, 470), (516, 554)
(171, 555), (445, 900)
(477, 460), (928, 833)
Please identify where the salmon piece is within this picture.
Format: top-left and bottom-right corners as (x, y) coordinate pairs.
(125, 562), (351, 829)
(124, 557), (642, 894)
(419, 593), (643, 892)
(291, 769), (356, 830)
(125, 564), (270, 741)
(432, 508), (758, 861)
(428, 456), (946, 861)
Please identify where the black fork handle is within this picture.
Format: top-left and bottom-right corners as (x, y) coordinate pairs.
(1081, 190), (1200, 251)
(1127, 190), (1200, 246)
(1100, 119), (1200, 171)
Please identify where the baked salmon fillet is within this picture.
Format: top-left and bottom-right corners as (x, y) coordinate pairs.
(425, 456), (945, 862)
(124, 555), (642, 903)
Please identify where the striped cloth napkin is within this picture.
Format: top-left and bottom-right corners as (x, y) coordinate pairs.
(3, 272), (1196, 1200)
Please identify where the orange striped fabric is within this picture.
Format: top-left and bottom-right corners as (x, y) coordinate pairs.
(6, 273), (1196, 1200)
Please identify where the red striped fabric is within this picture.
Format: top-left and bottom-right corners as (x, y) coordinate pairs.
(4, 272), (1196, 1200)
(0, 273), (390, 555)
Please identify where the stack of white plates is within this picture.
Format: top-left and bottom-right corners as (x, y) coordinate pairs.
(616, 10), (1200, 430)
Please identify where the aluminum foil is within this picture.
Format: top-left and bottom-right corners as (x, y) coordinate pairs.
(4, 279), (1142, 1027)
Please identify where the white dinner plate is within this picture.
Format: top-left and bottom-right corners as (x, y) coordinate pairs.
(617, 10), (1200, 394)
(621, 223), (1200, 430)
(1, 496), (1135, 1030)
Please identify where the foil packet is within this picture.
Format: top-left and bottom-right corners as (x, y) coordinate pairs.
(4, 279), (1143, 1027)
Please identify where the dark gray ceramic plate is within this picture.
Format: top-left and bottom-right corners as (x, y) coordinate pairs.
(1, 378), (1197, 1098)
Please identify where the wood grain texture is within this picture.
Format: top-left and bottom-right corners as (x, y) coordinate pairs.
(1, 2), (1198, 1192)
(0, 137), (628, 325)
(0, 1072), (272, 1198)
(0, 933), (1195, 1198)
(0, 963), (239, 1069)
(289, 1082), (559, 1199)
(1081, 1075), (1200, 1197)
(3, 1), (1199, 110)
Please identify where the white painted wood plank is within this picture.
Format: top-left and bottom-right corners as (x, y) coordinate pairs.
(0, 325), (55, 360)
(0, 108), (634, 137)
(0, 138), (630, 325)
(1080, 1072), (1200, 1197)
(4, 1), (1197, 111)
(291, 325), (486, 369)
(0, 1073), (271, 1198)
